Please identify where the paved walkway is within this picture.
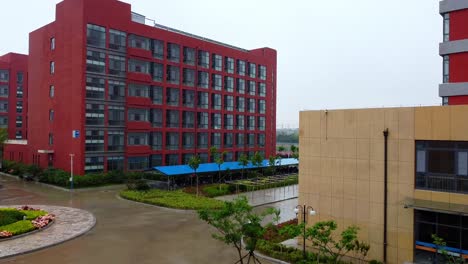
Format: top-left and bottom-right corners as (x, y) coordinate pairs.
(216, 184), (298, 206)
(0, 205), (96, 259)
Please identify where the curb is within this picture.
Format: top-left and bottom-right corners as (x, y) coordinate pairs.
(0, 219), (55, 242)
(116, 194), (196, 214)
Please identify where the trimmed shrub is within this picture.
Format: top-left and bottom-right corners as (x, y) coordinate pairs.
(0, 209), (26, 226)
(0, 220), (36, 236)
(202, 184), (230, 197)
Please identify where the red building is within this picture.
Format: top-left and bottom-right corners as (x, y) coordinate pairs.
(439, 0), (468, 105)
(5, 0), (277, 175)
(0, 53), (28, 141)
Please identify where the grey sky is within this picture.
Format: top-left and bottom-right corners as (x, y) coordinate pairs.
(0, 0), (442, 128)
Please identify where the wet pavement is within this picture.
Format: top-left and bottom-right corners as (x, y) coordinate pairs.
(217, 184), (298, 207)
(0, 176), (298, 264)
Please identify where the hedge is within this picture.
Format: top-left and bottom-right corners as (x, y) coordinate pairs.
(0, 209), (26, 226)
(120, 189), (225, 210)
(0, 220), (36, 236)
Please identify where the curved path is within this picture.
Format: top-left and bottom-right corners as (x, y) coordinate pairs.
(0, 205), (96, 259)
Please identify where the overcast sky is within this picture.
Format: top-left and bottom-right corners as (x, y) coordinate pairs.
(0, 0), (442, 128)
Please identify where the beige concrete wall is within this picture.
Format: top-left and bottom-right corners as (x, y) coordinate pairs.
(299, 105), (468, 263)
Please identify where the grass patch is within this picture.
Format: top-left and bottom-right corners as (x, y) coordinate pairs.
(21, 210), (47, 220)
(202, 184), (231, 197)
(120, 189), (225, 210)
(0, 209), (26, 226)
(0, 220), (36, 236)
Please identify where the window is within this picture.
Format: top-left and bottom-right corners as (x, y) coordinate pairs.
(198, 51), (209, 68)
(109, 29), (126, 51)
(198, 92), (209, 109)
(183, 132), (195, 149)
(152, 108), (163, 127)
(197, 132), (208, 149)
(49, 85), (55, 98)
(237, 79), (245, 94)
(17, 72), (24, 84)
(16, 101), (23, 113)
(49, 133), (54, 145)
(236, 115), (245, 130)
(128, 156), (149, 171)
(50, 37), (55, 50)
(167, 43), (180, 62)
(236, 133), (245, 146)
(248, 116), (255, 130)
(108, 156), (124, 171)
(49, 109), (54, 121)
(109, 80), (125, 101)
(86, 50), (106, 73)
(183, 90), (195, 107)
(166, 88), (179, 106)
(151, 155), (163, 167)
(212, 54), (222, 71)
(183, 47), (195, 65)
(129, 34), (150, 50)
(166, 65), (180, 84)
(444, 13), (450, 42)
(152, 132), (163, 150)
(212, 74), (222, 90)
(212, 94), (222, 110)
(212, 113), (222, 129)
(237, 60), (246, 75)
(259, 100), (266, 114)
(166, 110), (179, 127)
(198, 71), (209, 88)
(224, 133), (233, 148)
(259, 65), (266, 80)
(443, 55), (449, 83)
(16, 116), (22, 128)
(166, 132), (179, 150)
(248, 81), (256, 96)
(153, 39), (164, 59)
(153, 63), (164, 82)
(224, 114), (234, 130)
(259, 83), (266, 97)
(153, 86), (163, 105)
(128, 83), (150, 98)
(248, 98), (256, 113)
(182, 154), (194, 164)
(128, 108), (149, 122)
(0, 101), (8, 113)
(225, 77), (234, 92)
(109, 55), (126, 77)
(165, 154), (179, 165)
(16, 86), (23, 98)
(128, 133), (149, 146)
(225, 95), (234, 111)
(0, 85), (8, 97)
(258, 117), (265, 131)
(87, 24), (106, 48)
(0, 116), (7, 128)
(258, 134), (265, 147)
(50, 61), (55, 74)
(85, 156), (104, 172)
(183, 111), (195, 128)
(108, 131), (124, 151)
(247, 133), (255, 147)
(85, 130), (104, 152)
(416, 141), (468, 193)
(211, 133), (221, 148)
(225, 57), (234, 73)
(442, 97), (449, 106)
(236, 97), (245, 112)
(197, 112), (209, 129)
(86, 76), (105, 99)
(128, 59), (150, 74)
(0, 70), (8, 82)
(248, 62), (256, 78)
(108, 106), (125, 126)
(183, 68), (195, 86)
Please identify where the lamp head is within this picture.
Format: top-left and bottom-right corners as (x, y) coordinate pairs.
(294, 208), (299, 214)
(309, 209), (316, 216)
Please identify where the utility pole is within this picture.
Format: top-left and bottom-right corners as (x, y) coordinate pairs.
(70, 153), (74, 190)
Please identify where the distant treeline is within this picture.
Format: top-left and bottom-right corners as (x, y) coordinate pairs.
(276, 131), (298, 143)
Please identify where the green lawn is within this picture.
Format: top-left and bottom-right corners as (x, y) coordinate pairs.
(0, 209), (48, 237)
(120, 189), (225, 210)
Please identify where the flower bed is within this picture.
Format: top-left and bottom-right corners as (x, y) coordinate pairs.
(0, 206), (55, 239)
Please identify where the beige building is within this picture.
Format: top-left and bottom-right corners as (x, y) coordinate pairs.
(299, 105), (468, 264)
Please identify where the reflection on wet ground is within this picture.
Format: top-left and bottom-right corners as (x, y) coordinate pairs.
(0, 176), (298, 264)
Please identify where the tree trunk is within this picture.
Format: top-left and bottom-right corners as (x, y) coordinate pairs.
(196, 171), (199, 197)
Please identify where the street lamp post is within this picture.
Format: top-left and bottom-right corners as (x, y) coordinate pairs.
(69, 154), (74, 190)
(294, 204), (316, 260)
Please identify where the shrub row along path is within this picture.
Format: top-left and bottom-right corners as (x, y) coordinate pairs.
(216, 184), (298, 207)
(0, 205), (95, 259)
(0, 175), (296, 264)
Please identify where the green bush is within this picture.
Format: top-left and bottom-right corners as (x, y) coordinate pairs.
(202, 184), (230, 197)
(0, 220), (36, 236)
(0, 209), (26, 226)
(21, 210), (47, 220)
(126, 179), (150, 191)
(120, 189), (224, 210)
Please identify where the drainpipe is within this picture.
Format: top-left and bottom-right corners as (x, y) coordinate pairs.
(383, 128), (389, 264)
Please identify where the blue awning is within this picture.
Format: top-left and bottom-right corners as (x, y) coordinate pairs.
(154, 158), (298, 176)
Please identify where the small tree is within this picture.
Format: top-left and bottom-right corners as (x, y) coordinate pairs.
(277, 146), (286, 152)
(251, 152), (264, 176)
(432, 234), (464, 264)
(209, 146), (218, 184)
(238, 154), (249, 179)
(198, 196), (274, 264)
(268, 155), (277, 176)
(215, 151), (227, 184)
(188, 154), (201, 197)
